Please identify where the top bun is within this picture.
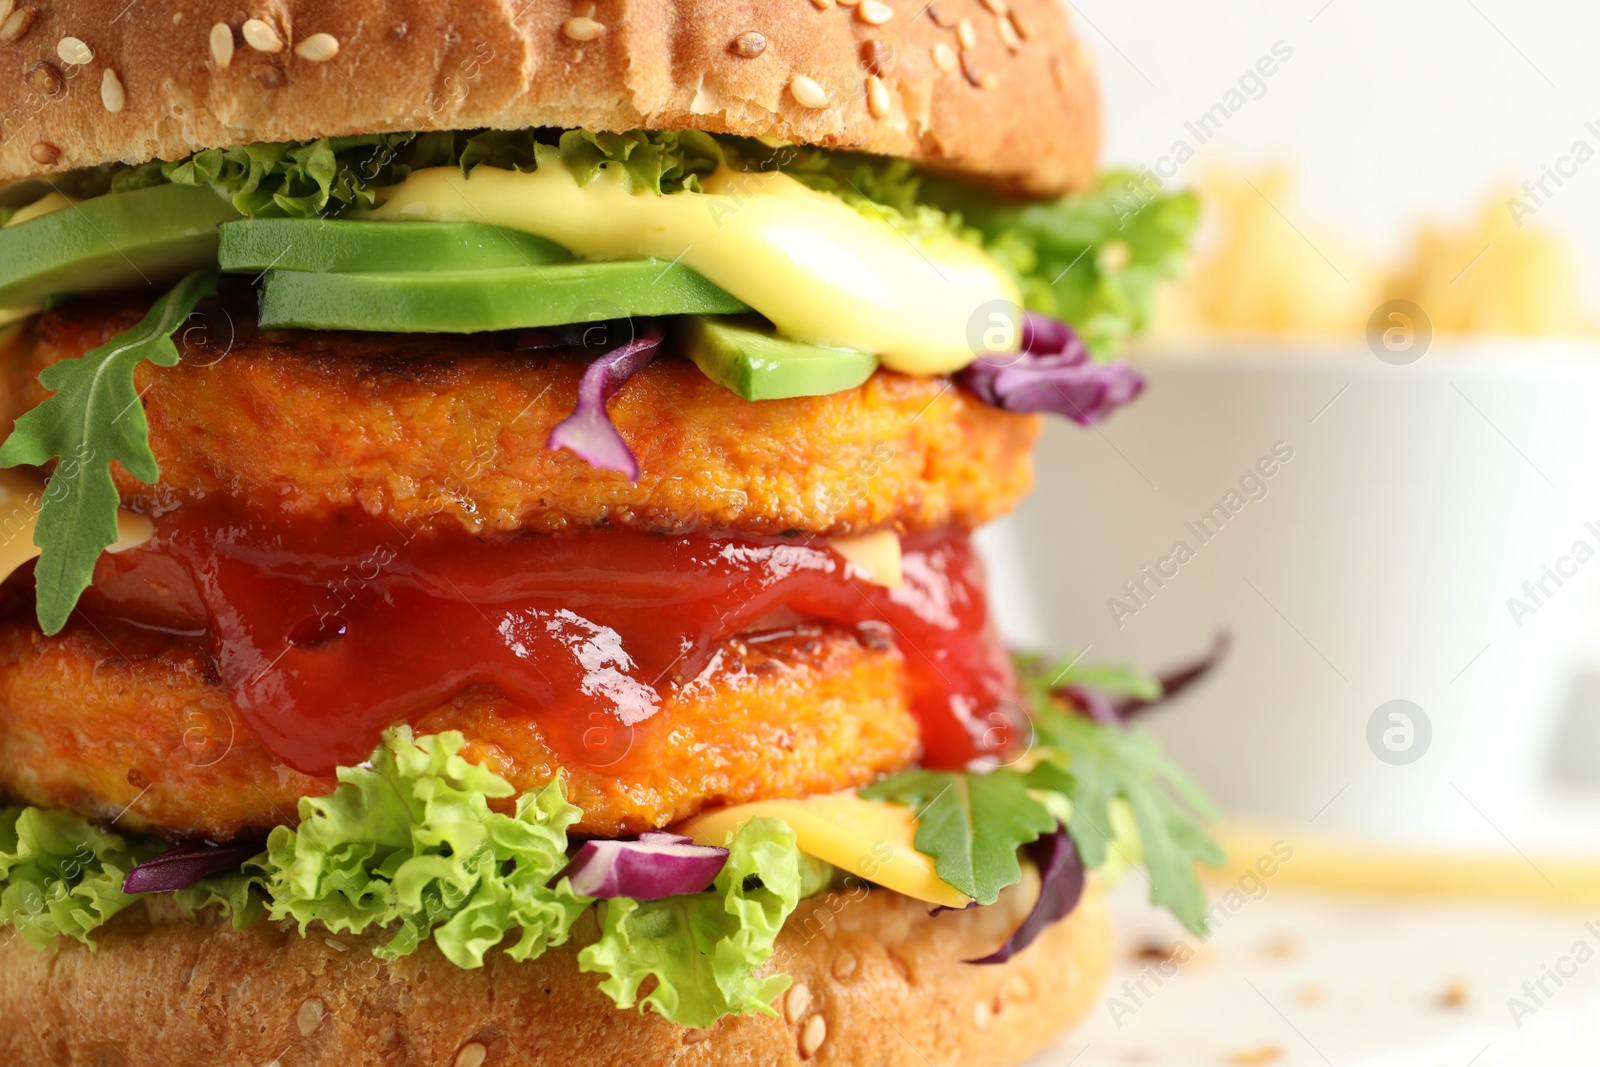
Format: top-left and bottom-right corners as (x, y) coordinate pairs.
(0, 0), (1098, 195)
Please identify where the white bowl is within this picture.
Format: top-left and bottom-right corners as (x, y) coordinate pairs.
(987, 338), (1600, 855)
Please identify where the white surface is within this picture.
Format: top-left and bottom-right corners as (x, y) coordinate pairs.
(1001, 346), (1600, 855)
(1027, 879), (1600, 1067)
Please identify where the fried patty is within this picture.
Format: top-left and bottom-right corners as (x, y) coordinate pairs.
(1, 297), (1038, 537)
(0, 616), (920, 841)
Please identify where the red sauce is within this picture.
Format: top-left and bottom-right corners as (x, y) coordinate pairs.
(83, 509), (1020, 777)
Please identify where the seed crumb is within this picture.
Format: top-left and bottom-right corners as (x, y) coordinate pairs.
(789, 73), (829, 108)
(729, 31), (766, 58)
(858, 0), (893, 24)
(24, 60), (61, 98)
(865, 74), (890, 118)
(56, 36), (93, 65)
(294, 32), (339, 62)
(209, 22), (235, 68)
(562, 16), (605, 41)
(100, 68), (125, 112)
(241, 18), (284, 53)
(0, 6), (37, 43)
(799, 1014), (827, 1057)
(28, 141), (58, 165)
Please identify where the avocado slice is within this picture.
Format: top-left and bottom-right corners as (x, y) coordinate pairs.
(681, 315), (878, 401)
(219, 218), (571, 274)
(0, 184), (241, 308)
(258, 260), (751, 332)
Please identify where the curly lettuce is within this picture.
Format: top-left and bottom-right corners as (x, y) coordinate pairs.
(263, 727), (589, 968)
(579, 816), (802, 1028)
(0, 806), (150, 948)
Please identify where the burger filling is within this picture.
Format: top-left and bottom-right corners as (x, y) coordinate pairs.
(0, 126), (1218, 1028)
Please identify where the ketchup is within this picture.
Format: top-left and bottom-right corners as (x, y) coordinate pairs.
(90, 509), (1020, 776)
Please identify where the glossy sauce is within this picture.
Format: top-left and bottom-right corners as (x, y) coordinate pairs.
(84, 509), (1020, 776)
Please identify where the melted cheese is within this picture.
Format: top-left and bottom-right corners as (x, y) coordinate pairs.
(679, 790), (971, 909)
(0, 471), (152, 584)
(365, 155), (1019, 374)
(828, 529), (903, 588)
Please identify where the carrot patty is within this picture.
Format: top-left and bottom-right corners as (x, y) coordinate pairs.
(0, 616), (919, 842)
(0, 296), (1038, 537)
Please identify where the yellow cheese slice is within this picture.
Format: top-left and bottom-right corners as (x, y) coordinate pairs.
(827, 529), (904, 588)
(0, 470), (153, 584)
(4, 192), (76, 228)
(678, 790), (971, 909)
(365, 152), (1020, 375)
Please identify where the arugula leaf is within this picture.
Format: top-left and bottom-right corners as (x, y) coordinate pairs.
(578, 816), (802, 1028)
(1032, 708), (1224, 936)
(0, 270), (216, 635)
(860, 768), (1058, 905)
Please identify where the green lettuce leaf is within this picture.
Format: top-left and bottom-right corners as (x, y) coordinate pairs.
(858, 768), (1058, 905)
(0, 807), (150, 948)
(263, 727), (590, 967)
(171, 868), (266, 931)
(558, 129), (725, 194)
(578, 816), (802, 1028)
(0, 269), (217, 635)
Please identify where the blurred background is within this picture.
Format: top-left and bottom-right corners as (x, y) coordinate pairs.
(992, 2), (1600, 1063)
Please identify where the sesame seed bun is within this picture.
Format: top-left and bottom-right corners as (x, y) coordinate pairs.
(0, 877), (1111, 1067)
(0, 0), (1099, 195)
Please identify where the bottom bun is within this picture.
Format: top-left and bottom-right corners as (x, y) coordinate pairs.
(0, 877), (1110, 1067)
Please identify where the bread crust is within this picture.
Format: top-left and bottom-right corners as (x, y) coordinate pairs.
(0, 0), (1098, 195)
(0, 878), (1111, 1066)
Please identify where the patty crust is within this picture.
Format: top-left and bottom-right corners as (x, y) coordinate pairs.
(0, 617), (919, 841)
(2, 297), (1038, 537)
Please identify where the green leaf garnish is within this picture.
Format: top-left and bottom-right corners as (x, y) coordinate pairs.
(859, 768), (1059, 905)
(578, 816), (802, 1028)
(262, 727), (589, 968)
(0, 269), (216, 635)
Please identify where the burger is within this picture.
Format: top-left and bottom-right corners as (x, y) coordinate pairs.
(0, 2), (1219, 1064)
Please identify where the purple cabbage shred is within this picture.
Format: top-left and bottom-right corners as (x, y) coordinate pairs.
(956, 312), (1144, 425)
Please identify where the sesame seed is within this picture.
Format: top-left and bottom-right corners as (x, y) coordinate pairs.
(784, 983), (812, 1023)
(973, 1000), (992, 1030)
(810, 0), (833, 8)
(831, 951), (858, 980)
(0, 6), (36, 42)
(242, 18), (284, 53)
(932, 42), (958, 72)
(56, 36), (93, 65)
(100, 68), (125, 112)
(294, 32), (339, 62)
(729, 31), (766, 58)
(454, 1044), (488, 1067)
(789, 73), (829, 109)
(28, 141), (58, 166)
(23, 60), (61, 98)
(981, 0), (1008, 13)
(858, 0), (893, 24)
(800, 1014), (827, 1057)
(209, 22), (234, 68)
(997, 14), (1020, 50)
(956, 17), (977, 50)
(562, 16), (605, 41)
(865, 74), (890, 118)
(860, 38), (893, 76)
(295, 998), (325, 1037)
(323, 936), (349, 952)
(0, 1), (12, 21)
(1005, 974), (1035, 1002)
(1009, 11), (1032, 39)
